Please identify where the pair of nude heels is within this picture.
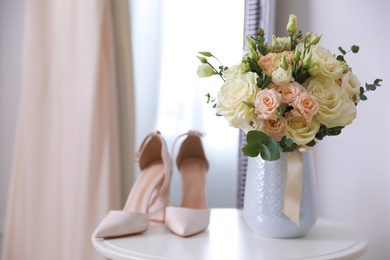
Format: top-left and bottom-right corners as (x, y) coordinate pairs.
(94, 130), (210, 238)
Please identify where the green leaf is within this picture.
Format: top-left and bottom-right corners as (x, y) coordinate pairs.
(359, 86), (365, 95)
(351, 45), (359, 53)
(246, 130), (268, 145)
(360, 94), (368, 101)
(261, 76), (272, 89)
(336, 55), (345, 62)
(374, 78), (382, 86)
(306, 140), (316, 147)
(280, 136), (298, 152)
(338, 47), (346, 55)
(258, 44), (268, 55)
(242, 143), (261, 157)
(265, 137), (281, 160)
(259, 144), (271, 160)
(198, 51), (213, 57)
(243, 131), (281, 160)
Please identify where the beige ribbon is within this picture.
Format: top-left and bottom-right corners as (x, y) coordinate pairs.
(283, 149), (303, 226)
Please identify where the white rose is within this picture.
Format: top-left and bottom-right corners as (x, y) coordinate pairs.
(308, 45), (343, 80)
(339, 71), (361, 103)
(305, 76), (357, 128)
(216, 72), (259, 129)
(272, 66), (294, 85)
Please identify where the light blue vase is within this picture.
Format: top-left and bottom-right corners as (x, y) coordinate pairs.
(243, 149), (318, 238)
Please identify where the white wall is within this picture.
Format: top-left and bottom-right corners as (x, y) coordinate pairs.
(2, 0), (389, 259)
(0, 0), (25, 255)
(276, 1), (390, 259)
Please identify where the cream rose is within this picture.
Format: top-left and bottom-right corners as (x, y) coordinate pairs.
(308, 45), (344, 80)
(294, 92), (319, 121)
(339, 71), (361, 103)
(254, 88), (281, 120)
(305, 77), (357, 128)
(263, 118), (286, 141)
(216, 72), (258, 129)
(278, 82), (304, 105)
(285, 111), (321, 145)
(272, 67), (294, 85)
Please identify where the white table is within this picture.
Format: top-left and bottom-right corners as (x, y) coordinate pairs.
(92, 208), (368, 260)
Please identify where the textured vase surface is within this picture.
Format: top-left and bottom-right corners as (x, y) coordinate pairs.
(243, 150), (318, 238)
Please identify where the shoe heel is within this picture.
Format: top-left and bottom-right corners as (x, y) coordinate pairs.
(149, 187), (169, 222)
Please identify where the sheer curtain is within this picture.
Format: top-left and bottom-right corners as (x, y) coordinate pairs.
(129, 0), (244, 207)
(153, 0), (244, 208)
(1, 0), (134, 259)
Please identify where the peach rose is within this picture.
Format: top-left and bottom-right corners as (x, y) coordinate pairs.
(259, 53), (279, 77)
(263, 118), (286, 141)
(294, 92), (319, 121)
(278, 82), (304, 105)
(254, 88), (281, 120)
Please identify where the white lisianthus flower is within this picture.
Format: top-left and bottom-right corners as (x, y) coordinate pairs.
(305, 76), (357, 128)
(216, 72), (259, 129)
(238, 108), (265, 134)
(196, 63), (216, 78)
(339, 71), (361, 103)
(285, 110), (321, 145)
(307, 45), (344, 80)
(272, 36), (291, 51)
(223, 63), (243, 79)
(272, 66), (294, 85)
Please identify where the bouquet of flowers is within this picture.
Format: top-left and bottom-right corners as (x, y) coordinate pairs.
(197, 14), (381, 161)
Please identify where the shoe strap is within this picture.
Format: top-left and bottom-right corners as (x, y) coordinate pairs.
(135, 131), (172, 193)
(171, 130), (206, 167)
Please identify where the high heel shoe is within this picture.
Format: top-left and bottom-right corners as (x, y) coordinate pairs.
(165, 131), (210, 237)
(94, 131), (172, 238)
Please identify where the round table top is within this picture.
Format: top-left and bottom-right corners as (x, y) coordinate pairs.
(92, 208), (368, 260)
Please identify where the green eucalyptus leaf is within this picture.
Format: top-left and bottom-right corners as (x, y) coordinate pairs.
(265, 138), (282, 160)
(351, 45), (359, 53)
(338, 47), (346, 55)
(306, 140), (316, 147)
(259, 144), (271, 160)
(242, 143), (260, 157)
(336, 55), (345, 62)
(246, 130), (268, 144)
